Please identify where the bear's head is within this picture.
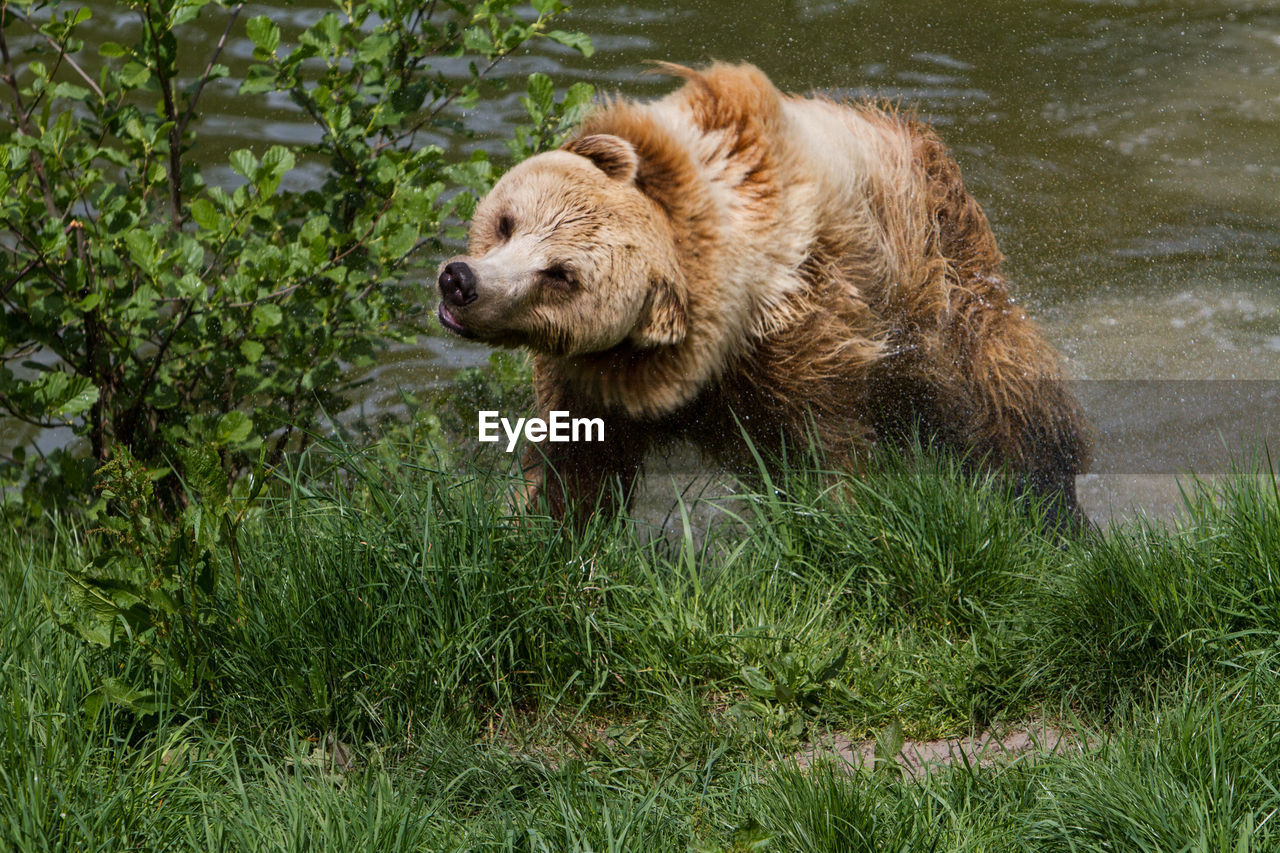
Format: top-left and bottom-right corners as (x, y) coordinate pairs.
(437, 135), (688, 357)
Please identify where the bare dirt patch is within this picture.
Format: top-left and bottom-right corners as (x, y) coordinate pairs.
(798, 722), (1088, 777)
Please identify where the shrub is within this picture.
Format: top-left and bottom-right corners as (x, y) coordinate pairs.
(0, 0), (593, 512)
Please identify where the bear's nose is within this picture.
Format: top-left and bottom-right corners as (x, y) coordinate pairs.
(438, 261), (478, 307)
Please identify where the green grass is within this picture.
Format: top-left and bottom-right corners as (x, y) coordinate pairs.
(3, 444), (1280, 851)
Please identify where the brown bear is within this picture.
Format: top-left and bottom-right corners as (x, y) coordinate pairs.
(437, 62), (1090, 528)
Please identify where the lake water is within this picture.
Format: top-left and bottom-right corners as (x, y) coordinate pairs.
(20, 0), (1280, 522)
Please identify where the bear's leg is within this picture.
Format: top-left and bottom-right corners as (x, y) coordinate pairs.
(519, 426), (649, 527)
(867, 366), (1089, 532)
(944, 381), (1090, 534)
(1008, 410), (1092, 533)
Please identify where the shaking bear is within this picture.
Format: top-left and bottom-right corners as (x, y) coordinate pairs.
(438, 63), (1090, 528)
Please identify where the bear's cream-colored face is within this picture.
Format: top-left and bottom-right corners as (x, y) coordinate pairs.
(437, 137), (686, 357)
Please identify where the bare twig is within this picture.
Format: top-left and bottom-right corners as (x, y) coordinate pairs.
(0, 217), (70, 288)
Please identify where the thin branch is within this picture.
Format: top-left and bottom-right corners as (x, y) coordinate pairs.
(115, 299), (195, 438)
(34, 19), (103, 98)
(226, 281), (302, 309)
(0, 217), (68, 287)
(0, 394), (60, 429)
(176, 2), (243, 139)
(424, 53), (503, 120)
(295, 89), (362, 173)
(140, 1), (184, 227)
(0, 341), (41, 362)
(0, 7), (63, 220)
(396, 12), (550, 151)
(1, 6), (104, 102)
(225, 190), (395, 310)
(0, 257), (38, 300)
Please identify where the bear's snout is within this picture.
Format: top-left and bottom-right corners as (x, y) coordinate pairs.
(438, 261), (478, 308)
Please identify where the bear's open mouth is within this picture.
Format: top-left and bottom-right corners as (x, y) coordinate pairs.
(437, 303), (469, 337)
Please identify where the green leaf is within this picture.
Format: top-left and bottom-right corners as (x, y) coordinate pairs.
(188, 198), (221, 230)
(304, 12), (343, 53)
(195, 552), (216, 595)
(50, 82), (92, 101)
(123, 229), (159, 273)
(260, 145), (294, 174)
(239, 64), (278, 95)
(357, 33), (390, 63)
(76, 291), (103, 312)
(255, 145), (294, 197)
(239, 340), (264, 363)
(118, 61), (151, 88)
(299, 214), (329, 242)
(96, 677), (161, 716)
(152, 383), (179, 410)
(170, 0), (212, 29)
(57, 612), (115, 648)
(6, 372), (100, 421)
(562, 82), (594, 114)
(178, 442), (227, 508)
(811, 647), (848, 683)
(873, 721), (905, 777)
(252, 303), (282, 330)
(381, 225), (417, 259)
(123, 118), (142, 142)
(526, 72), (554, 115)
(741, 666), (775, 699)
(216, 411), (253, 445)
(246, 15), (281, 57)
(68, 569), (130, 607)
(546, 30), (593, 57)
(99, 42), (128, 58)
(229, 149), (257, 179)
(58, 381), (100, 419)
(178, 237), (205, 270)
(176, 274), (204, 299)
(462, 27), (494, 54)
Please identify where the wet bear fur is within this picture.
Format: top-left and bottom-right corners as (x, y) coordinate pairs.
(436, 63), (1091, 528)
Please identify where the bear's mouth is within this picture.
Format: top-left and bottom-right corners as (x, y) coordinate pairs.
(437, 303), (471, 338)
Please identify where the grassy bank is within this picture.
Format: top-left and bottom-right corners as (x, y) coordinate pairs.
(3, 446), (1279, 850)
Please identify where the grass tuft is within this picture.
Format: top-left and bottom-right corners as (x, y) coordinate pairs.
(4, 443), (1280, 849)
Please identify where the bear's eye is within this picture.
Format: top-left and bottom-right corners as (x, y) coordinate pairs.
(540, 264), (576, 291)
(496, 213), (515, 241)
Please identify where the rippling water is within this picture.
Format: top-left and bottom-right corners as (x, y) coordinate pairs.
(19, 0), (1280, 520)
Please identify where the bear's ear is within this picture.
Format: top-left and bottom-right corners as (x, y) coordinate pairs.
(630, 273), (688, 349)
(564, 134), (639, 183)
